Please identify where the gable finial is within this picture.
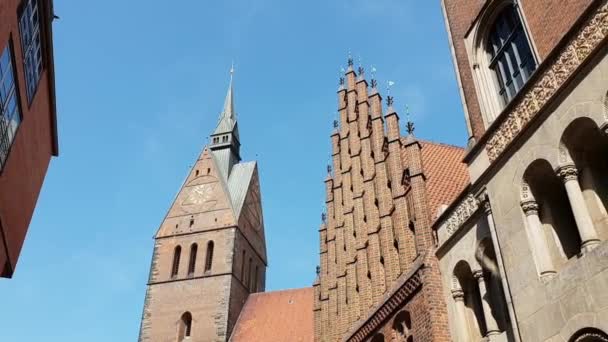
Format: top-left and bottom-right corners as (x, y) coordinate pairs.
(406, 105), (415, 135)
(347, 50), (354, 67)
(370, 65), (377, 88)
(333, 120), (339, 128)
(357, 55), (364, 76)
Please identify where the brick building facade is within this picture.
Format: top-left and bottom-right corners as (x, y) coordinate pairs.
(0, 0), (58, 278)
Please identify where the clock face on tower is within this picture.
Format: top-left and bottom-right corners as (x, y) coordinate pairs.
(182, 183), (217, 209)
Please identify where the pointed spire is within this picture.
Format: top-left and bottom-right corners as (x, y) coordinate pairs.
(209, 64), (241, 179)
(213, 65), (238, 137)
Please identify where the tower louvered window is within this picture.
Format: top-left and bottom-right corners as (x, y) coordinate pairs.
(171, 245), (181, 278)
(204, 241), (214, 272)
(188, 243), (197, 276)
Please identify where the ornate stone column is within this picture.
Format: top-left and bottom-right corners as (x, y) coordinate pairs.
(521, 200), (556, 278)
(473, 269), (500, 337)
(556, 164), (600, 252)
(451, 288), (469, 342)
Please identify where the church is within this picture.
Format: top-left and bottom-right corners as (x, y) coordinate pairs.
(138, 0), (608, 341)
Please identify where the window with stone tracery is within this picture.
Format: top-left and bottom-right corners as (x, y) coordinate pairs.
(487, 4), (536, 108)
(391, 310), (413, 342)
(469, 1), (538, 126)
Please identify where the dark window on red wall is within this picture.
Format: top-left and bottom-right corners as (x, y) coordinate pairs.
(18, 0), (43, 103)
(187, 243), (197, 276)
(171, 245), (181, 278)
(0, 44), (22, 170)
(204, 241), (214, 272)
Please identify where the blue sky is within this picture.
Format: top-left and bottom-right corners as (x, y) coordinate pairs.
(0, 0), (467, 340)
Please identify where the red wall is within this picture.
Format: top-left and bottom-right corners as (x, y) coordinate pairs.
(0, 0), (56, 277)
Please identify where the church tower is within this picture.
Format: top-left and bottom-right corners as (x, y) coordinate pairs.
(139, 71), (267, 342)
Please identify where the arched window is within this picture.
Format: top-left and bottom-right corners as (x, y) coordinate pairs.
(204, 241), (214, 272)
(392, 310), (414, 342)
(188, 243), (198, 276)
(171, 245), (181, 278)
(247, 257), (252, 288)
(177, 312), (192, 341)
(253, 265), (259, 293)
(560, 117), (608, 242)
(523, 159), (580, 271)
(570, 328), (608, 342)
(475, 239), (510, 332)
(240, 250), (246, 281)
(487, 4), (536, 108)
(452, 261), (485, 340)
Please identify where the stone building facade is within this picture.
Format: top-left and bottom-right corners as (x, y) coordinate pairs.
(436, 0), (608, 341)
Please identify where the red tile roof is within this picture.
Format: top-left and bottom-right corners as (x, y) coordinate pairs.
(230, 287), (314, 342)
(403, 139), (469, 223)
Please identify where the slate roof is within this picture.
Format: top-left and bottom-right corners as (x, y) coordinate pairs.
(230, 287), (314, 342)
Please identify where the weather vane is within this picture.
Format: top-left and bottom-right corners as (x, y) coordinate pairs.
(387, 80), (395, 95)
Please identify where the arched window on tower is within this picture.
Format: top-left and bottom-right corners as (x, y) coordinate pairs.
(177, 312), (192, 341)
(241, 250), (246, 281)
(392, 310), (414, 342)
(171, 245), (181, 278)
(204, 241), (214, 272)
(253, 265), (259, 293)
(247, 257), (253, 289)
(486, 4), (536, 109)
(188, 243), (198, 277)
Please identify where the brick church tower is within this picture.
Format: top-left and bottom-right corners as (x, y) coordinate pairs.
(138, 72), (267, 342)
(314, 59), (456, 341)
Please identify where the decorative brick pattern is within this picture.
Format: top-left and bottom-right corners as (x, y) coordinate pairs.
(315, 66), (460, 342)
